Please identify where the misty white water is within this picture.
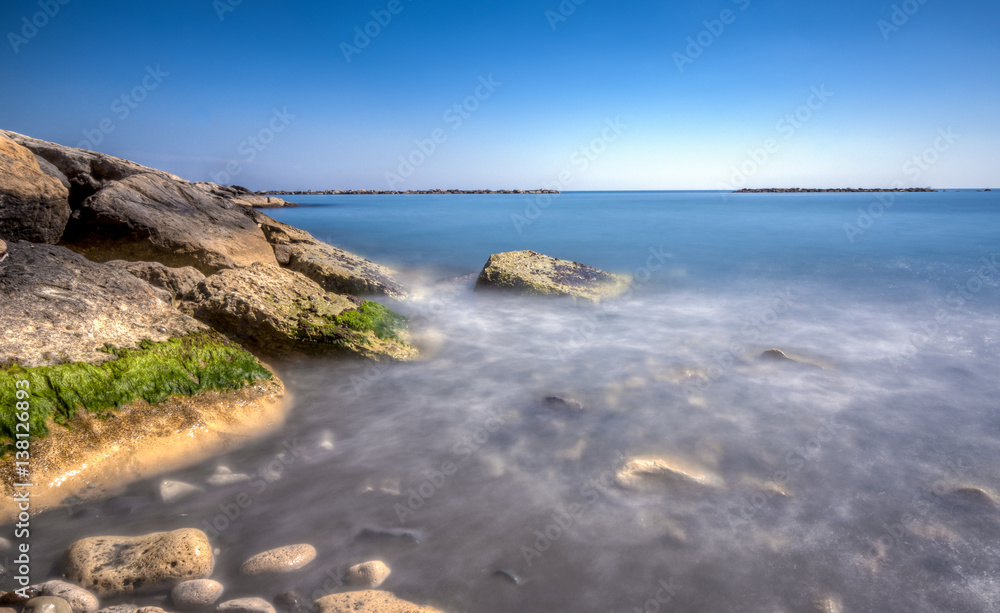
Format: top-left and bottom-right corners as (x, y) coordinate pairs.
(9, 191), (1000, 612)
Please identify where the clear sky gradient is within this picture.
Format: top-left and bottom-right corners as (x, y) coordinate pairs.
(1, 0), (996, 190)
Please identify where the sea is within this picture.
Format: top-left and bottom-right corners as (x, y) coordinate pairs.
(11, 190), (1000, 612)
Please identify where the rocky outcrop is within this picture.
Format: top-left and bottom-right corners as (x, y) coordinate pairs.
(106, 260), (206, 302)
(313, 591), (443, 613)
(246, 209), (405, 297)
(0, 134), (71, 243)
(183, 263), (414, 360)
(0, 242), (205, 368)
(191, 183), (293, 208)
(63, 529), (214, 596)
(475, 250), (630, 302)
(63, 173), (277, 274)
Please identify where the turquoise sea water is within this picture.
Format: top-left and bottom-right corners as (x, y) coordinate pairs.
(14, 190), (1000, 613)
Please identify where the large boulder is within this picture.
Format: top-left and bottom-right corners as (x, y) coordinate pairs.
(0, 242), (204, 368)
(0, 130), (179, 208)
(246, 209), (405, 297)
(183, 263), (415, 361)
(475, 250), (630, 302)
(0, 134), (71, 243)
(62, 529), (214, 597)
(313, 591), (443, 613)
(63, 173), (277, 274)
(190, 183), (293, 208)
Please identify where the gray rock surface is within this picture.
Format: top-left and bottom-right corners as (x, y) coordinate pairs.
(0, 242), (205, 368)
(106, 260), (206, 302)
(63, 529), (214, 597)
(0, 134), (71, 243)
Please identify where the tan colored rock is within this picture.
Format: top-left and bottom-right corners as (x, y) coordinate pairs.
(105, 261), (206, 302)
(0, 134), (71, 243)
(62, 528), (214, 597)
(171, 579), (224, 610)
(239, 544), (316, 575)
(216, 598), (275, 613)
(23, 597), (74, 613)
(616, 457), (723, 489)
(344, 561), (391, 588)
(475, 250), (630, 302)
(38, 581), (98, 613)
(184, 263), (414, 360)
(314, 591), (443, 613)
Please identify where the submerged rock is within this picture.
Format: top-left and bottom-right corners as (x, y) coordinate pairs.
(239, 545), (317, 575)
(0, 134), (71, 244)
(615, 457), (723, 489)
(313, 591), (443, 613)
(344, 561), (391, 588)
(38, 581), (98, 613)
(216, 599), (275, 613)
(160, 480), (204, 504)
(62, 528), (214, 596)
(544, 396), (585, 411)
(183, 263), (414, 360)
(171, 579), (224, 610)
(271, 592), (305, 613)
(475, 250), (630, 302)
(23, 597), (73, 613)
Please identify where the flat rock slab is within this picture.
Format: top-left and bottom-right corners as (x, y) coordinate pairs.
(0, 242), (205, 367)
(63, 528), (214, 597)
(239, 545), (316, 575)
(0, 134), (71, 244)
(314, 591), (443, 613)
(475, 250), (630, 302)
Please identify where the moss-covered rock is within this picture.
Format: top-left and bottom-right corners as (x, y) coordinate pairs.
(475, 250), (631, 302)
(184, 263), (415, 361)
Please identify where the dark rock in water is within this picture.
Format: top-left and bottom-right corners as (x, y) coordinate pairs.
(544, 396), (585, 411)
(272, 592), (305, 613)
(106, 260), (206, 302)
(475, 250), (630, 302)
(0, 134), (71, 244)
(357, 527), (423, 544)
(0, 242), (205, 368)
(1, 587), (40, 605)
(492, 569), (522, 585)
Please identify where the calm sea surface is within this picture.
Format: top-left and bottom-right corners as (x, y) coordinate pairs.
(13, 190), (1000, 612)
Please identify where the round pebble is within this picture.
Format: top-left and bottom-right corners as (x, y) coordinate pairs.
(239, 545), (316, 575)
(40, 581), (99, 613)
(216, 598), (275, 613)
(171, 580), (224, 610)
(344, 561), (391, 588)
(24, 597), (73, 613)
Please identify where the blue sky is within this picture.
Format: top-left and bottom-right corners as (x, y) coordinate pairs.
(1, 0), (996, 190)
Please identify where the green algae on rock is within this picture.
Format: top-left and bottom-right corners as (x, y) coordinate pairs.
(0, 332), (272, 454)
(475, 250), (631, 302)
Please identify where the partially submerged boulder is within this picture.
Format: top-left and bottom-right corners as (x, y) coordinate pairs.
(314, 591), (443, 613)
(247, 209), (405, 297)
(62, 529), (214, 596)
(0, 134), (71, 243)
(183, 263), (414, 361)
(475, 250), (630, 302)
(615, 457), (723, 489)
(63, 173), (277, 274)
